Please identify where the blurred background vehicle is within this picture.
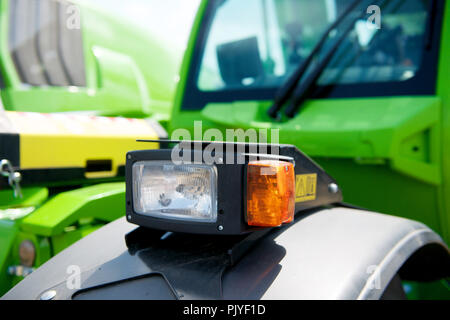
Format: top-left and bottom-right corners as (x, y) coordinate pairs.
(0, 0), (200, 295)
(1, 0), (200, 124)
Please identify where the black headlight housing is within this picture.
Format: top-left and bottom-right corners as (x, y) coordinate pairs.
(125, 141), (342, 235)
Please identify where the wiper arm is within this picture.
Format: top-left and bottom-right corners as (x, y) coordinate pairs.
(284, 0), (387, 118)
(267, 0), (361, 119)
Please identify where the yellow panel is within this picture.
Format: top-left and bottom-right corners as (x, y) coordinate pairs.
(6, 112), (160, 177)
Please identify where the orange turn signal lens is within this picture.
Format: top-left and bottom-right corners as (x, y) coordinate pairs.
(246, 160), (295, 227)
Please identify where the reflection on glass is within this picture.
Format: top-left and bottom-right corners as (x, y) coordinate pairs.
(197, 0), (430, 92)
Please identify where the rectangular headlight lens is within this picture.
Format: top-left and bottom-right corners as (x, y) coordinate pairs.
(133, 161), (217, 222)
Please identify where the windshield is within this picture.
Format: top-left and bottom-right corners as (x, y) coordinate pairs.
(196, 0), (432, 92)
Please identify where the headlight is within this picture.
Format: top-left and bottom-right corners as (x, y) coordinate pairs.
(126, 143), (342, 235)
(132, 161), (217, 223)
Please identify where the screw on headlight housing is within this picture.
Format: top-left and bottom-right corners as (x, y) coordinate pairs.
(328, 183), (339, 194)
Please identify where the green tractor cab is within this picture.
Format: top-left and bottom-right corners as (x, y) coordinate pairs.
(165, 0), (450, 298)
(172, 0), (450, 238)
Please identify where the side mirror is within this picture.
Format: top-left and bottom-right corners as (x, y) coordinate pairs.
(216, 36), (264, 87)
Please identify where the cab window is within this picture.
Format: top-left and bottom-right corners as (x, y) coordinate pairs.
(183, 0), (443, 109)
(198, 0), (430, 90)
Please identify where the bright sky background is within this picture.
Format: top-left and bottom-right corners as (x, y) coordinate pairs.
(77, 0), (201, 51)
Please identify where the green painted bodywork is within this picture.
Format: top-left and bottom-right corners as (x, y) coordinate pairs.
(0, 220), (19, 294)
(21, 183), (125, 237)
(0, 187), (48, 211)
(0, 183), (125, 296)
(169, 0), (450, 298)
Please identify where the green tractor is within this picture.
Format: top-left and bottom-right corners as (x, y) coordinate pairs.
(2, 0), (450, 300)
(165, 0), (450, 298)
(4, 0), (450, 300)
(0, 0), (198, 295)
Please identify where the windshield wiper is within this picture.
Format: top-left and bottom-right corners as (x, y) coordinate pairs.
(284, 0), (387, 118)
(267, 0), (361, 119)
